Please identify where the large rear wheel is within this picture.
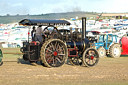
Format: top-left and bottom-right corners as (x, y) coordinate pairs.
(109, 44), (121, 58)
(40, 39), (68, 67)
(82, 48), (99, 67)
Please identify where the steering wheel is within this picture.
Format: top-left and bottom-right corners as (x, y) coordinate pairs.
(50, 27), (62, 39)
(43, 27), (50, 35)
(43, 26), (62, 39)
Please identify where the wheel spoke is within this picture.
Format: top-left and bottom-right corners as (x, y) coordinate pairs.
(86, 58), (89, 63)
(87, 59), (91, 64)
(52, 57), (55, 65)
(58, 54), (65, 56)
(58, 49), (64, 53)
(56, 44), (65, 54)
(56, 42), (60, 50)
(48, 43), (55, 51)
(50, 43), (55, 51)
(47, 45), (53, 51)
(46, 56), (52, 62)
(57, 43), (64, 52)
(93, 58), (96, 62)
(92, 59), (95, 64)
(85, 54), (89, 58)
(57, 55), (63, 60)
(45, 48), (53, 53)
(56, 57), (62, 63)
(46, 56), (54, 64)
(45, 53), (52, 57)
(55, 41), (58, 50)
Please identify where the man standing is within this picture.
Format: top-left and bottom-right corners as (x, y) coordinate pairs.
(31, 26), (36, 41)
(35, 25), (43, 43)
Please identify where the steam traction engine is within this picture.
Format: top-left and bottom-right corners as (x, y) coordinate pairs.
(20, 17), (99, 68)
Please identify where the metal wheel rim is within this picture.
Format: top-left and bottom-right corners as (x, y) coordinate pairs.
(84, 49), (99, 67)
(44, 41), (66, 67)
(113, 47), (120, 56)
(100, 50), (105, 56)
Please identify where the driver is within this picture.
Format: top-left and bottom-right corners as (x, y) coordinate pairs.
(35, 25), (43, 43)
(31, 26), (36, 41)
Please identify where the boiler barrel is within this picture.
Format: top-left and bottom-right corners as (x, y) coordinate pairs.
(66, 39), (89, 52)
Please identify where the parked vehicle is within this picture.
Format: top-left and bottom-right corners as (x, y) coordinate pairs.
(120, 33), (128, 55)
(86, 31), (100, 43)
(0, 49), (3, 66)
(93, 34), (121, 58)
(20, 18), (99, 68)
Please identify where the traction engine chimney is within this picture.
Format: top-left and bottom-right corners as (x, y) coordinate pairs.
(82, 17), (86, 40)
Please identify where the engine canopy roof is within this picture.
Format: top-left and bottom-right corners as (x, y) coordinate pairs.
(19, 19), (71, 26)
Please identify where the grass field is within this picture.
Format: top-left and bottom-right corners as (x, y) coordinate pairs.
(0, 48), (128, 85)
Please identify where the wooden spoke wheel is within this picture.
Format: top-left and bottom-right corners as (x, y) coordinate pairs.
(68, 57), (82, 66)
(82, 48), (99, 67)
(40, 39), (68, 67)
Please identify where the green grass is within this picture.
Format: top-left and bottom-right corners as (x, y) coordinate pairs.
(1, 48), (21, 53)
(1, 48), (22, 61)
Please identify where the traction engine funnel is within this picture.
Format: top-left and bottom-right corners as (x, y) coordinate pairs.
(82, 17), (86, 40)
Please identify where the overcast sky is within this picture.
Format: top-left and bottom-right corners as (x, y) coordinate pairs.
(0, 0), (128, 15)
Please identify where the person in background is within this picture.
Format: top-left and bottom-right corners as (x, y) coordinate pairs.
(31, 26), (36, 41)
(35, 25), (43, 43)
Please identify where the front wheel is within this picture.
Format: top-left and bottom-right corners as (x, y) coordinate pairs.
(82, 48), (99, 67)
(98, 47), (106, 58)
